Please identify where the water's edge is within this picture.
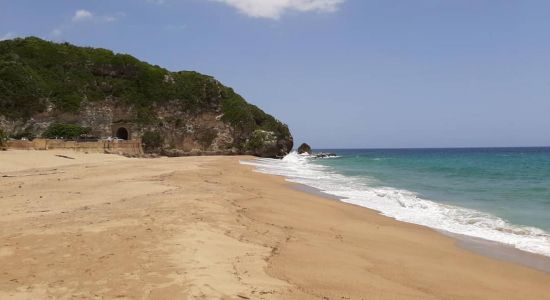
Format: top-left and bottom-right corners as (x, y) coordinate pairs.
(291, 179), (550, 274)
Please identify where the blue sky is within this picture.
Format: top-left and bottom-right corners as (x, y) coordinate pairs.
(1, 0), (550, 148)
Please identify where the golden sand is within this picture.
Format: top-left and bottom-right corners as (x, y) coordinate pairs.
(0, 150), (548, 299)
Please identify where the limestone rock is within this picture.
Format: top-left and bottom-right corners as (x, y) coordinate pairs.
(0, 37), (293, 157)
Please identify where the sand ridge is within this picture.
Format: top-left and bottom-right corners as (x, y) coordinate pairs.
(0, 150), (549, 299)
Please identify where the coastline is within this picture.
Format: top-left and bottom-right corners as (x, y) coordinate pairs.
(0, 150), (549, 299)
(290, 178), (550, 274)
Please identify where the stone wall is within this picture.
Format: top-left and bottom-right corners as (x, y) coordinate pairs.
(6, 139), (143, 155)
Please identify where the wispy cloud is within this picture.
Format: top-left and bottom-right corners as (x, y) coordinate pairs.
(0, 32), (15, 41)
(72, 9), (93, 22)
(212, 0), (345, 19)
(103, 12), (126, 22)
(146, 0), (166, 4)
(49, 10), (125, 40)
(71, 9), (125, 23)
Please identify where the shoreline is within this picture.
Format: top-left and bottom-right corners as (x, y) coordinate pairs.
(1, 150), (549, 299)
(290, 178), (550, 274)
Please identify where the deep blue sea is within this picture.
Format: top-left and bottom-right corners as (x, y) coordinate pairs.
(243, 147), (550, 257)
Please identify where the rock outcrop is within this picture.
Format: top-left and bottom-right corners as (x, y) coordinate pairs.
(0, 37), (293, 157)
(297, 143), (312, 154)
(296, 142), (337, 158)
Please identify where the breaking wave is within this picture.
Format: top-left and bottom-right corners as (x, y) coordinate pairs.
(241, 152), (550, 257)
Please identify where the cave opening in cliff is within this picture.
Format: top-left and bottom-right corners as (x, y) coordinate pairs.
(116, 127), (129, 140)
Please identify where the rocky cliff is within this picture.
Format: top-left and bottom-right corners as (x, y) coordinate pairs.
(0, 37), (293, 157)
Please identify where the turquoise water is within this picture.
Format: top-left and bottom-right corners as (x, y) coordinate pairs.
(243, 147), (550, 256)
(314, 148), (550, 231)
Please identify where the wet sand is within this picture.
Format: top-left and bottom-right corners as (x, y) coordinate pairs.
(451, 232), (550, 274)
(293, 181), (550, 274)
(0, 150), (549, 299)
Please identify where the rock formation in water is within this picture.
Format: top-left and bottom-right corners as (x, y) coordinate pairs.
(297, 143), (312, 154)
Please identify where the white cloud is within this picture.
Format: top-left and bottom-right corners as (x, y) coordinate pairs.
(0, 32), (15, 41)
(71, 9), (125, 23)
(212, 0), (345, 19)
(72, 9), (93, 22)
(104, 12), (126, 22)
(146, 0), (165, 4)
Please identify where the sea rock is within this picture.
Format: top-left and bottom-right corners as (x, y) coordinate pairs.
(312, 152), (338, 158)
(297, 143), (312, 154)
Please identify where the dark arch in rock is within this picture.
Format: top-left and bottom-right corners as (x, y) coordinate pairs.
(116, 127), (129, 140)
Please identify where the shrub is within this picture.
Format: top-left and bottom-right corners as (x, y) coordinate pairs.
(247, 130), (276, 152)
(0, 128), (6, 147)
(10, 128), (36, 140)
(142, 131), (163, 152)
(42, 123), (90, 139)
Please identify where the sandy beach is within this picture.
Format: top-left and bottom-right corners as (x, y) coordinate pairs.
(0, 150), (549, 299)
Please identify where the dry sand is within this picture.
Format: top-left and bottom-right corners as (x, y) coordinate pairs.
(0, 150), (548, 299)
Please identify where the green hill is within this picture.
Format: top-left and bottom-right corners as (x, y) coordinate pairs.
(0, 37), (293, 157)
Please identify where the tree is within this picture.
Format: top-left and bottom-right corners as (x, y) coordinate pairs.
(42, 123), (90, 139)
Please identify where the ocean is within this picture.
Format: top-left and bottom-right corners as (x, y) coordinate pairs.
(242, 147), (550, 257)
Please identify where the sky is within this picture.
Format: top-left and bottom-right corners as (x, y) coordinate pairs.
(1, 0), (550, 148)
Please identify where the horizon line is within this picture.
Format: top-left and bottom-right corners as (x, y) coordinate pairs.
(309, 145), (550, 150)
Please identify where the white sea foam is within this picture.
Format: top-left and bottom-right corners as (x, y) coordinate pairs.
(241, 152), (550, 257)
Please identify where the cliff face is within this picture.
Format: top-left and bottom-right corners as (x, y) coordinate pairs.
(0, 37), (293, 157)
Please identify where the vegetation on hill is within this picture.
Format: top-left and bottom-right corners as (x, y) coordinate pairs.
(42, 123), (91, 139)
(142, 131), (163, 152)
(0, 128), (6, 148)
(0, 37), (291, 148)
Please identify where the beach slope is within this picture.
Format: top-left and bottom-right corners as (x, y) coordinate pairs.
(0, 151), (548, 299)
